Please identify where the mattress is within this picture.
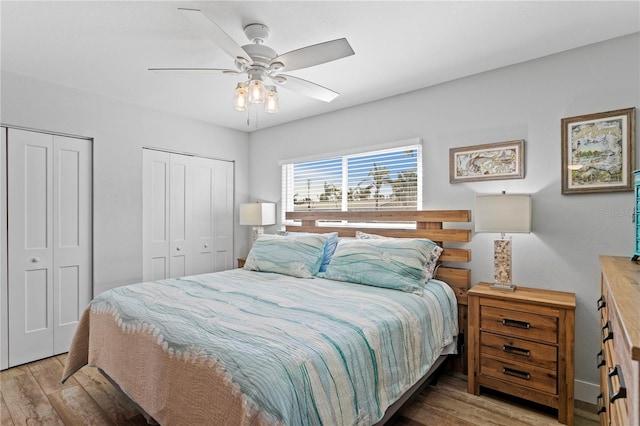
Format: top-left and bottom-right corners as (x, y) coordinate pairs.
(63, 269), (458, 425)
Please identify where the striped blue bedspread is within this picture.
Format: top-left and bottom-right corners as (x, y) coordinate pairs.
(90, 269), (458, 425)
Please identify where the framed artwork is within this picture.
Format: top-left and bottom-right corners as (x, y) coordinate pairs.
(561, 107), (636, 194)
(449, 140), (525, 183)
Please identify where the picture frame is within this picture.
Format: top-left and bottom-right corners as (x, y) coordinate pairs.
(561, 107), (636, 194)
(449, 139), (525, 183)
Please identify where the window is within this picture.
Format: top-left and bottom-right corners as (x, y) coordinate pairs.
(281, 143), (422, 221)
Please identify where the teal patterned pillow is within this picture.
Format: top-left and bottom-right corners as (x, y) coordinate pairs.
(285, 231), (339, 272)
(244, 234), (328, 278)
(322, 238), (437, 293)
(355, 231), (443, 280)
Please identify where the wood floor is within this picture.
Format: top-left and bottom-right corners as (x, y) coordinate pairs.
(1, 354), (599, 426)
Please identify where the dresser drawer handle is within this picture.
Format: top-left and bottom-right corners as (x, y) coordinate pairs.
(502, 344), (530, 357)
(602, 321), (614, 343)
(502, 367), (531, 380)
(597, 296), (606, 311)
(607, 365), (627, 403)
(596, 393), (606, 415)
(502, 318), (530, 329)
(596, 350), (606, 368)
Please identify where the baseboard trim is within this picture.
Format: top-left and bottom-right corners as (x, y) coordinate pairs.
(575, 379), (599, 404)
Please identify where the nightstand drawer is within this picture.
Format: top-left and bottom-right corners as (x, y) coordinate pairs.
(480, 332), (557, 370)
(480, 305), (558, 343)
(481, 356), (557, 394)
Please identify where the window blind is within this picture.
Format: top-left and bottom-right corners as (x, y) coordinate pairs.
(281, 144), (422, 222)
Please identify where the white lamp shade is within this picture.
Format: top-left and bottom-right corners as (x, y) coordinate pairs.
(239, 203), (276, 226)
(475, 194), (531, 233)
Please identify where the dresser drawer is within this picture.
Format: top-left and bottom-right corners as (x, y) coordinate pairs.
(480, 356), (558, 394)
(480, 305), (558, 344)
(480, 331), (557, 370)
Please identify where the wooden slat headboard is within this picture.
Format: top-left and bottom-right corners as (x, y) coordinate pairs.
(286, 210), (472, 374)
(285, 210), (472, 304)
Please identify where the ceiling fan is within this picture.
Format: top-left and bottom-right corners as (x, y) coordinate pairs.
(149, 8), (355, 113)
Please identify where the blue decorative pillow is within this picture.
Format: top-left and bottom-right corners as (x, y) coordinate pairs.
(286, 231), (339, 272)
(355, 231), (443, 280)
(244, 234), (328, 278)
(322, 238), (437, 294)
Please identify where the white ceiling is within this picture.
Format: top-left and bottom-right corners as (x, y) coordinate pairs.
(2, 1), (639, 132)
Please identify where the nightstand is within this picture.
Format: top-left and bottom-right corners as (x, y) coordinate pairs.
(468, 283), (576, 425)
(237, 257), (246, 268)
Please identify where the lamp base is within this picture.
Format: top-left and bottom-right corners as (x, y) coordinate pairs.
(493, 236), (512, 285)
(251, 226), (264, 243)
(490, 282), (517, 292)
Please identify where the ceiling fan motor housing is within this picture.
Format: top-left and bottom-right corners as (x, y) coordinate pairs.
(241, 43), (277, 69)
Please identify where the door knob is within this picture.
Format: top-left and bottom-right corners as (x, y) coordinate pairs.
(31, 257), (40, 263)
(176, 246), (181, 251)
(204, 244), (208, 248)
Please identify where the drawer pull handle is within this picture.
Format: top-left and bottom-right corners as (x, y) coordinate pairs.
(502, 318), (530, 329)
(502, 344), (530, 357)
(607, 365), (627, 403)
(502, 367), (531, 381)
(597, 296), (606, 311)
(602, 321), (614, 343)
(596, 393), (606, 415)
(596, 350), (606, 368)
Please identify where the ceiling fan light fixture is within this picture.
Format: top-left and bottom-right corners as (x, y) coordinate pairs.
(234, 82), (249, 111)
(248, 78), (266, 104)
(264, 86), (279, 113)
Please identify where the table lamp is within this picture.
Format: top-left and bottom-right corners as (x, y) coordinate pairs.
(239, 202), (276, 242)
(475, 192), (531, 291)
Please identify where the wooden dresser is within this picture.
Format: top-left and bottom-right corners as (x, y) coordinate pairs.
(468, 283), (576, 425)
(598, 256), (640, 426)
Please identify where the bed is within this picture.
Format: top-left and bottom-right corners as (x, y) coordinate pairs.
(62, 210), (471, 425)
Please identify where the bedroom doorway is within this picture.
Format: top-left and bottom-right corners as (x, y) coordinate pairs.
(142, 148), (234, 281)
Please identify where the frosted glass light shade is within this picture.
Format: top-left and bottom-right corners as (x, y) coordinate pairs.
(239, 203), (276, 226)
(264, 87), (279, 113)
(475, 194), (531, 233)
(234, 83), (248, 111)
(248, 79), (265, 103)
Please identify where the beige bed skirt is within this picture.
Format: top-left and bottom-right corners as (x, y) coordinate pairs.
(62, 309), (277, 426)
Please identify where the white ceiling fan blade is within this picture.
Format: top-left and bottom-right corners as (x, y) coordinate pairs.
(270, 38), (354, 73)
(178, 8), (252, 64)
(149, 67), (241, 75)
(275, 75), (339, 102)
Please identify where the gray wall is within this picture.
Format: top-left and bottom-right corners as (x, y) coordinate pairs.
(247, 33), (640, 401)
(1, 71), (252, 295)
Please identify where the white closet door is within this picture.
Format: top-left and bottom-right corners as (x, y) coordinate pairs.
(143, 150), (234, 281)
(8, 129), (55, 365)
(7, 129), (92, 366)
(169, 154), (193, 278)
(213, 160), (234, 272)
(142, 150), (171, 281)
(191, 156), (215, 275)
(52, 135), (92, 354)
(1, 128), (8, 370)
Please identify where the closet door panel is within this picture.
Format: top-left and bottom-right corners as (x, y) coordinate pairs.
(191, 157), (214, 275)
(52, 136), (92, 354)
(213, 161), (234, 272)
(1, 128), (7, 370)
(8, 129), (55, 366)
(142, 150), (170, 281)
(169, 155), (193, 278)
